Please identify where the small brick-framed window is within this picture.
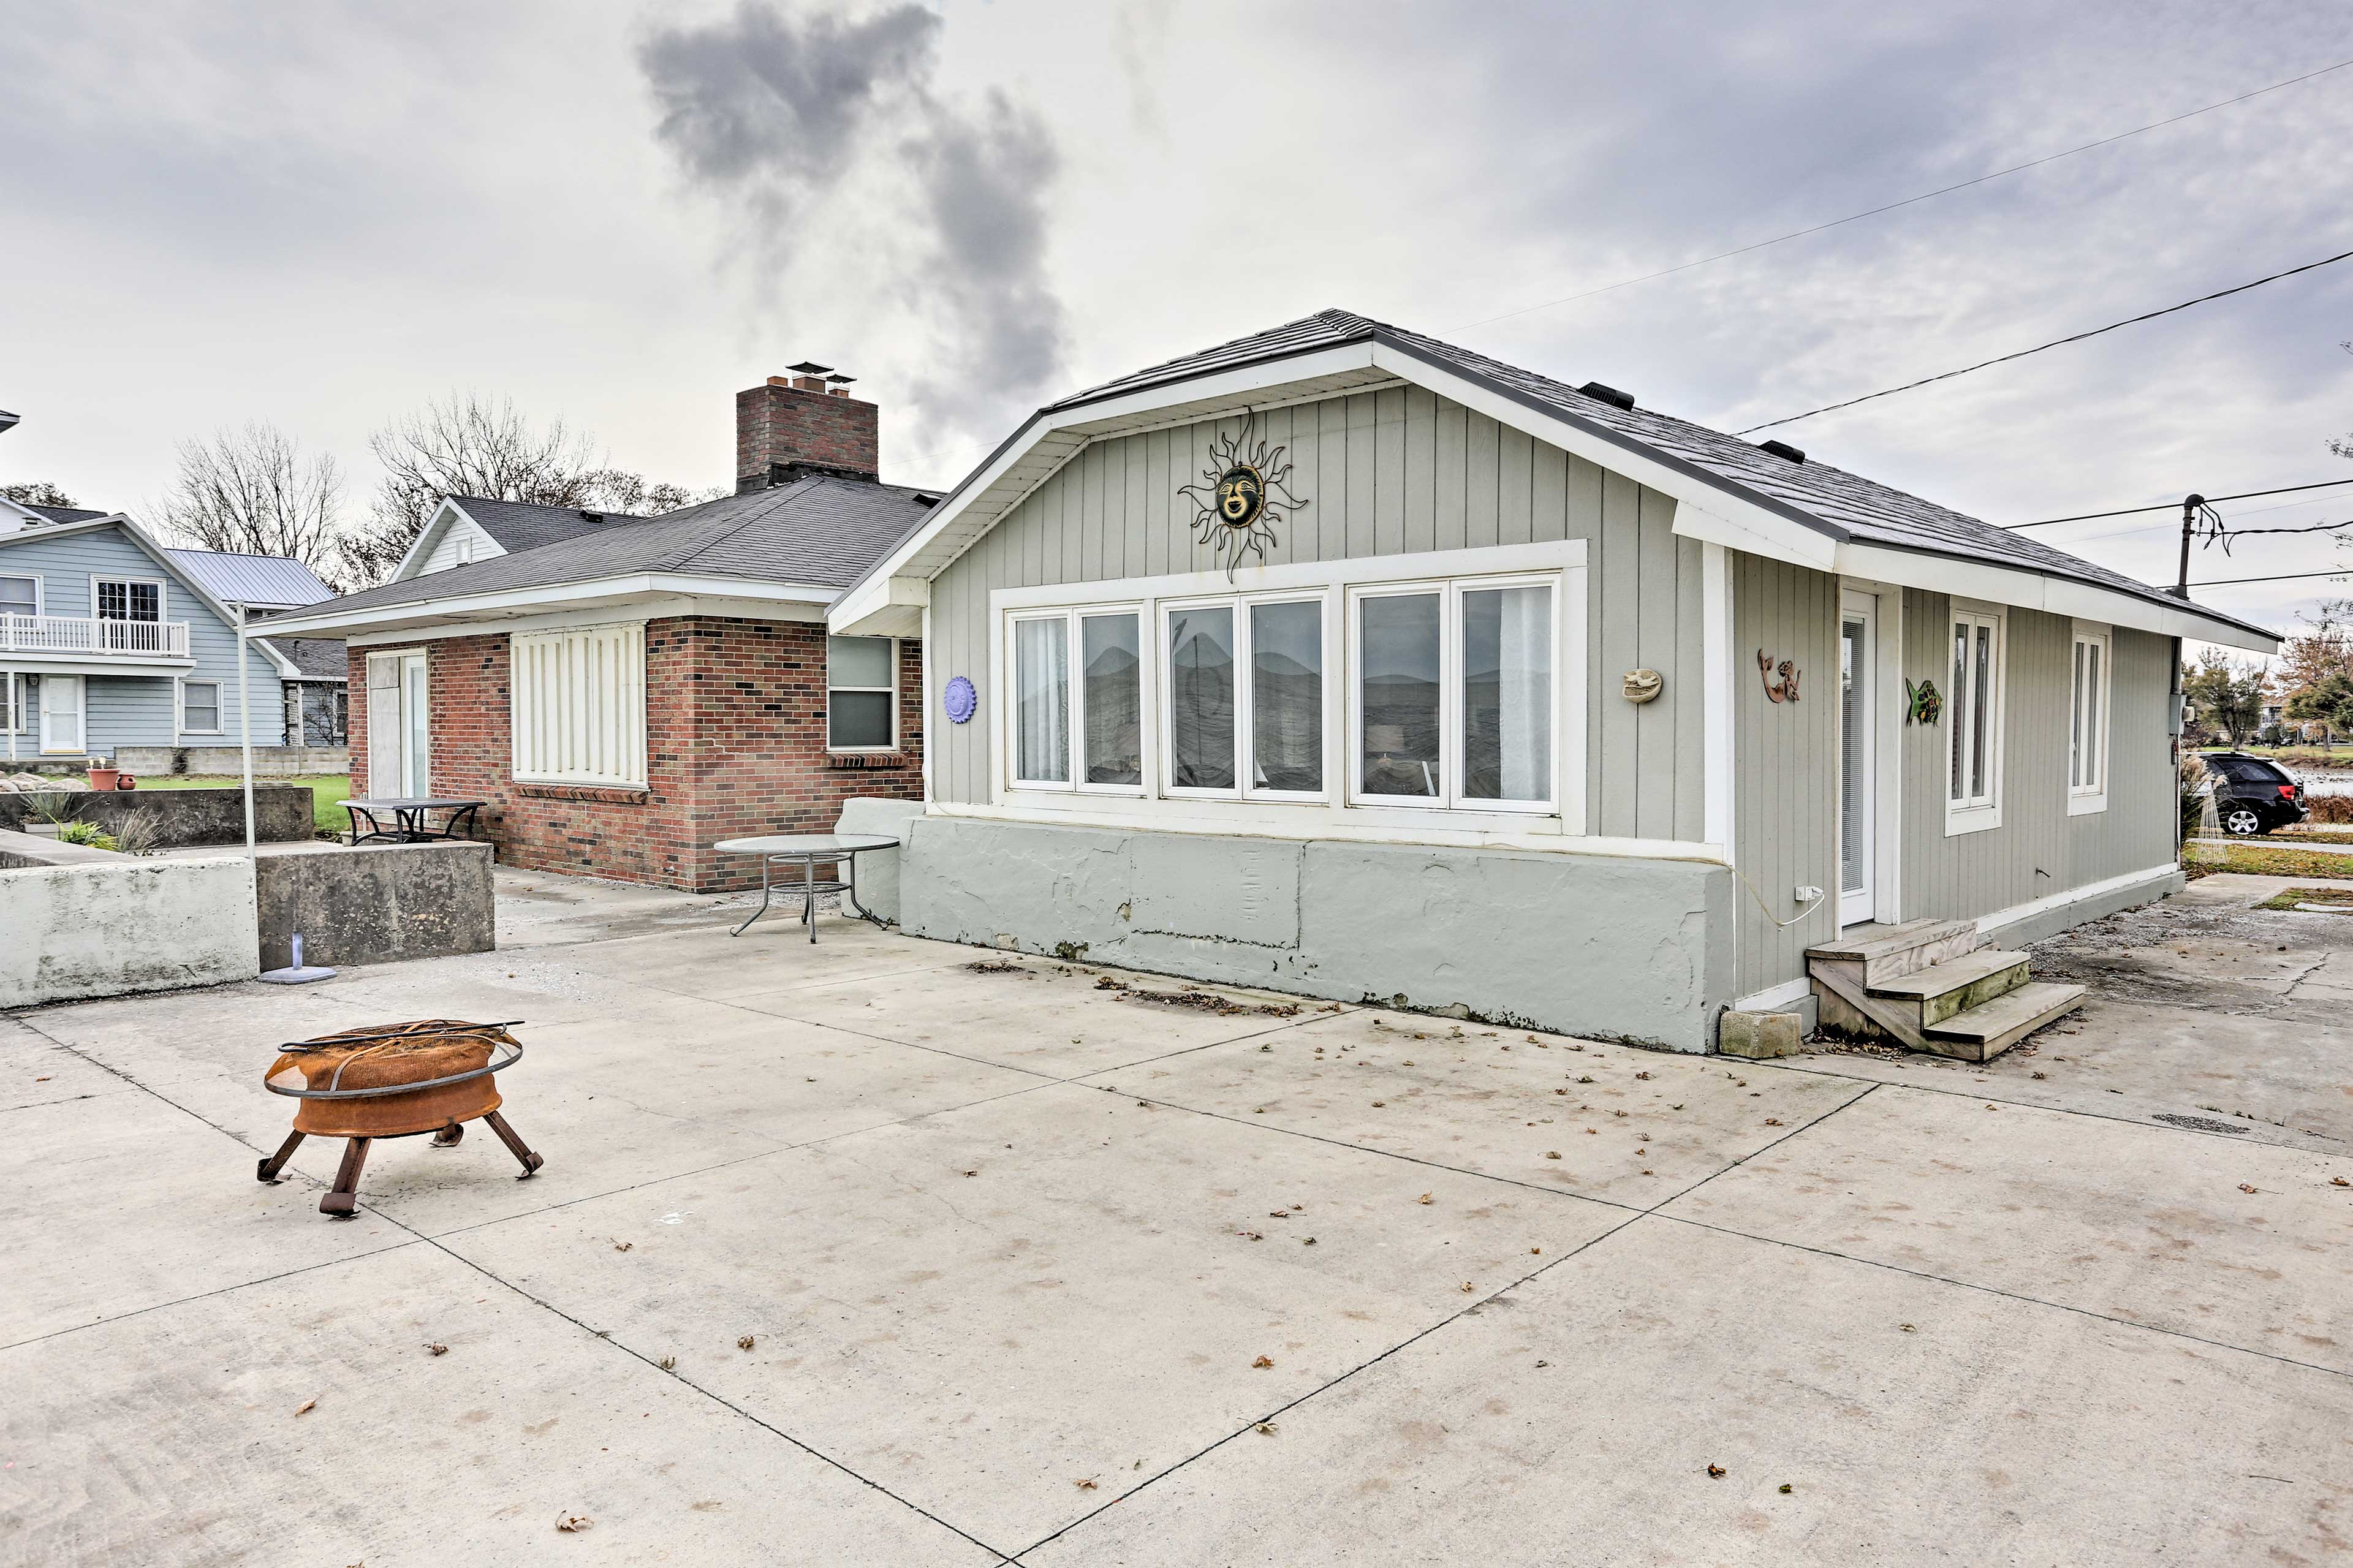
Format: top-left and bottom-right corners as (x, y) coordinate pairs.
(827, 635), (897, 751)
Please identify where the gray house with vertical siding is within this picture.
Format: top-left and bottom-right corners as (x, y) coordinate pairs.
(830, 309), (2278, 1055)
(0, 501), (300, 765)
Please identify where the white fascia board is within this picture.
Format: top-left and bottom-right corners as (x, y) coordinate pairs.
(0, 653), (198, 676)
(265, 574), (837, 640)
(1365, 344), (1844, 572)
(1836, 542), (2278, 654)
(832, 577), (929, 638)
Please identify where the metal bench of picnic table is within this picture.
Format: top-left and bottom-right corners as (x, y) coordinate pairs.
(343, 797), (485, 844)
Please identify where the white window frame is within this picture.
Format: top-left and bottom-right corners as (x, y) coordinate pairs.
(825, 634), (900, 752)
(1945, 600), (2006, 836)
(2068, 620), (2112, 816)
(91, 574), (166, 623)
(1160, 589), (1335, 805)
(1006, 608), (1080, 792)
(177, 677), (224, 737)
(1076, 605), (1148, 795)
(988, 539), (1586, 840)
(509, 622), (648, 789)
(0, 572), (42, 618)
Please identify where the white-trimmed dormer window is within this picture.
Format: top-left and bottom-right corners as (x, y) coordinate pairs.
(2069, 621), (2112, 816)
(1946, 601), (2004, 836)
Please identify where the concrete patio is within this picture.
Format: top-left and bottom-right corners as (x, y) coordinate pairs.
(3, 868), (2349, 1565)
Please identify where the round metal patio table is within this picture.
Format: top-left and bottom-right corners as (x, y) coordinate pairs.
(713, 833), (900, 942)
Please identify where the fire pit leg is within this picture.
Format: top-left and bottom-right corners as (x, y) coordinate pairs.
(482, 1110), (545, 1178)
(320, 1137), (373, 1217)
(431, 1120), (465, 1148)
(257, 1130), (305, 1183)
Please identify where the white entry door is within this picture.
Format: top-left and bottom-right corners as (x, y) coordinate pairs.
(40, 675), (84, 755)
(366, 652), (430, 795)
(1838, 593), (1877, 926)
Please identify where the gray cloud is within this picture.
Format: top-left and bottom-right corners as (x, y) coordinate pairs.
(637, 1), (1069, 453)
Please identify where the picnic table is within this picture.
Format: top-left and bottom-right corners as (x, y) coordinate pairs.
(342, 797), (485, 844)
(714, 832), (900, 942)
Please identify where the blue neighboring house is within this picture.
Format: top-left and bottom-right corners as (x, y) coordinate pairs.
(0, 494), (323, 766)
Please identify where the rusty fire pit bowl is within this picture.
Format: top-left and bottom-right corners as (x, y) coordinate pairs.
(259, 1019), (544, 1216)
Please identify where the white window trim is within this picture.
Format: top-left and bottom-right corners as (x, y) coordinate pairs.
(91, 573), (167, 622)
(0, 572), (44, 617)
(1076, 605), (1148, 795)
(2068, 619), (2112, 817)
(509, 623), (648, 790)
(1160, 590), (1336, 805)
(988, 539), (1587, 838)
(825, 634), (900, 753)
(177, 677), (225, 737)
(1945, 600), (2006, 837)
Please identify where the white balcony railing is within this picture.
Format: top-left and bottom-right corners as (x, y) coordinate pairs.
(0, 614), (192, 658)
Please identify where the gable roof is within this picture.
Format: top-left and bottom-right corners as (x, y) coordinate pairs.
(832, 308), (2277, 653)
(262, 476), (937, 636)
(164, 548), (335, 610)
(24, 503), (108, 526)
(0, 513), (301, 676)
(259, 635), (349, 680)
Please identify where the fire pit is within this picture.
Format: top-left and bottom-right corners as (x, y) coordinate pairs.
(257, 1019), (544, 1217)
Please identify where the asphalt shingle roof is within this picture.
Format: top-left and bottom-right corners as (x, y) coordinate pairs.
(23, 504), (109, 525)
(451, 496), (646, 555)
(259, 636), (349, 679)
(309, 477), (936, 617)
(1048, 308), (2273, 641)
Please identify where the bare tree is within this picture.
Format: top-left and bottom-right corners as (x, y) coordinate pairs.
(341, 393), (713, 585)
(159, 423), (347, 584)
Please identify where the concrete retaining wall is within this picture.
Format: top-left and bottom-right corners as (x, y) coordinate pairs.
(113, 744), (349, 776)
(0, 786), (314, 847)
(253, 841), (496, 971)
(0, 852), (260, 1007)
(835, 797), (926, 923)
(899, 816), (1735, 1052)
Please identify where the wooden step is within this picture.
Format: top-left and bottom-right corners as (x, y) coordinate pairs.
(1867, 949), (2031, 1027)
(1920, 982), (2085, 1062)
(1806, 918), (1979, 987)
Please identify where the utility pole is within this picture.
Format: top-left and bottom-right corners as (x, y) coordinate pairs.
(2172, 493), (2203, 598)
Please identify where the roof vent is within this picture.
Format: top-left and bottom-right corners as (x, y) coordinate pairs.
(1757, 439), (1806, 464)
(1578, 381), (1635, 412)
(578, 510), (604, 523)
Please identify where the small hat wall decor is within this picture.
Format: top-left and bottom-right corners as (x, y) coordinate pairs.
(1756, 650), (1801, 703)
(1621, 668), (1664, 704)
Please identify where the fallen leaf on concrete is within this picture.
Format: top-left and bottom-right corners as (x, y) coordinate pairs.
(1545, 1150), (1562, 1159)
(1459, 1281), (1475, 1293)
(1075, 1477), (1098, 1490)
(1530, 1246), (1542, 1255)
(738, 1335), (756, 1350)
(2238, 1184), (2257, 1194)
(1612, 1110), (1627, 1118)
(1641, 1168), (1654, 1175)
(1779, 1483), (1793, 1494)
(555, 1514), (593, 1533)
(425, 1343), (447, 1357)
(1269, 1211), (1290, 1219)
(1371, 1100), (1385, 1108)
(2032, 1072), (2048, 1080)
(1577, 1075), (1594, 1084)
(295, 1399), (317, 1417)
(1764, 1119), (1783, 1127)
(1252, 1355), (1274, 1368)
(34, 1077), (48, 1083)
(1534, 1359), (1549, 1368)
(1585, 1127), (1598, 1135)
(1554, 1088), (1568, 1096)
(1672, 1103), (1683, 1110)
(659, 1356), (676, 1371)
(964, 1169), (979, 1177)
(1707, 1464), (1726, 1479)
(1302, 1237), (1316, 1245)
(1898, 1323), (1915, 1332)
(2333, 1177), (2350, 1188)
(1419, 1192), (1433, 1204)
(1635, 1071), (1650, 1080)
(612, 1241), (632, 1252)
(1241, 1231), (1264, 1241)
(1255, 1422), (1278, 1434)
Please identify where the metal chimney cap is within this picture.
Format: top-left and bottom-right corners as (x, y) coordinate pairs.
(824, 374), (856, 385)
(786, 360), (833, 375)
(0, 409), (18, 436)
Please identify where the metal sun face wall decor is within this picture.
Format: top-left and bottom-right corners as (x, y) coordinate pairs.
(1178, 411), (1307, 578)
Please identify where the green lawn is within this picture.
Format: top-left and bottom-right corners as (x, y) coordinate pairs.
(104, 773), (352, 835)
(2185, 841), (2353, 880)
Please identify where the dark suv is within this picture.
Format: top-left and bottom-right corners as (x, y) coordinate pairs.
(2197, 752), (2307, 837)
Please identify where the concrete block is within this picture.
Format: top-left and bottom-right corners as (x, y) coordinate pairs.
(0, 855), (259, 1006)
(111, 744), (348, 777)
(252, 840), (496, 971)
(835, 796), (925, 923)
(1719, 1008), (1804, 1058)
(0, 785), (313, 847)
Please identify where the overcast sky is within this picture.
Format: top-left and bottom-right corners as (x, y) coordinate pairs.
(5, 1), (2350, 651)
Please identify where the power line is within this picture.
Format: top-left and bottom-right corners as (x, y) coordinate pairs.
(1737, 246), (2353, 434)
(1453, 57), (2353, 331)
(2006, 475), (2353, 528)
(2189, 567), (2353, 587)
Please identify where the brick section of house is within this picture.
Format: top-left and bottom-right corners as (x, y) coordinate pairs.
(348, 618), (923, 893)
(735, 380), (880, 491)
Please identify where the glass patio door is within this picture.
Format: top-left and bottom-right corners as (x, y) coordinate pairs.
(1838, 593), (1876, 926)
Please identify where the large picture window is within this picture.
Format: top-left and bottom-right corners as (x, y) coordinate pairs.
(2069, 622), (2111, 814)
(827, 635), (897, 750)
(511, 623), (647, 789)
(1947, 604), (2004, 833)
(995, 543), (1579, 830)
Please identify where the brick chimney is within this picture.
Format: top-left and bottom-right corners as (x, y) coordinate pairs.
(735, 365), (879, 492)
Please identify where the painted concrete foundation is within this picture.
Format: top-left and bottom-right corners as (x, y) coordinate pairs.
(112, 744), (349, 776)
(1980, 865), (2184, 949)
(898, 815), (1735, 1051)
(252, 841), (496, 971)
(835, 797), (926, 925)
(0, 851), (259, 1007)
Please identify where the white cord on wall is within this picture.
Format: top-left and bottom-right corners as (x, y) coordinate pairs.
(1735, 864), (1827, 930)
